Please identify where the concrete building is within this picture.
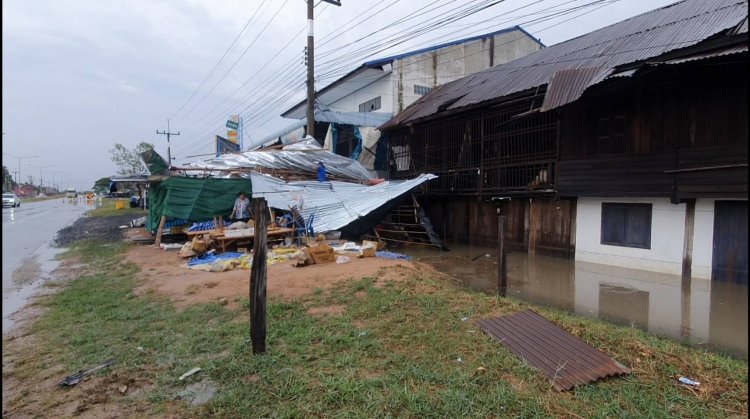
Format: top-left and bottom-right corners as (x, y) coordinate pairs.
(259, 27), (543, 173)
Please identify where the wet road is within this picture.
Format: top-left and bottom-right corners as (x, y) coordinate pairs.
(406, 244), (749, 359)
(2, 198), (89, 334)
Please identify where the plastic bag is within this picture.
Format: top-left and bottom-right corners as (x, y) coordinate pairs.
(336, 256), (350, 264)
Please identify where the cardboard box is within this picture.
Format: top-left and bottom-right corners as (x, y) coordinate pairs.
(358, 246), (376, 258)
(306, 243), (335, 264)
(363, 240), (381, 251)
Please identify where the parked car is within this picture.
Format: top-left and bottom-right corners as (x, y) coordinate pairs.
(2, 193), (21, 208)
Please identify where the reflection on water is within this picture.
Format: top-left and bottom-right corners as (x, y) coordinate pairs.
(406, 243), (748, 359)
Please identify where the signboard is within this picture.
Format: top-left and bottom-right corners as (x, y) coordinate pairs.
(216, 135), (240, 155)
(227, 114), (240, 144)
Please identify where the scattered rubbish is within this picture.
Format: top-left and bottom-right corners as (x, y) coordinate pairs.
(218, 298), (229, 306)
(118, 385), (128, 394)
(137, 346), (145, 352)
(476, 310), (631, 391)
(375, 251), (412, 260)
(160, 243), (183, 251)
(59, 358), (116, 387)
(336, 256), (351, 264)
(477, 367), (487, 372)
(456, 357), (463, 363)
(225, 221), (249, 230)
(358, 331), (368, 337)
(461, 316), (470, 322)
(178, 242), (196, 258)
(179, 367), (201, 381)
(325, 231), (342, 240)
(119, 225), (128, 229)
(176, 379), (216, 406)
(307, 243), (336, 264)
(129, 216), (146, 227)
(678, 376), (701, 387)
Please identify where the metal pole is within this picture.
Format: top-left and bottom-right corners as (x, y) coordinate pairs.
(306, 0), (315, 140)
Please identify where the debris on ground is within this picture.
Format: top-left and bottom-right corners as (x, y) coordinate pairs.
(176, 379), (216, 406)
(59, 359), (117, 387)
(678, 376), (701, 387)
(178, 367), (201, 381)
(55, 214), (145, 246)
(375, 251), (412, 260)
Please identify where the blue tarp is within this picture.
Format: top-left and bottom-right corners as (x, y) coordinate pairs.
(188, 252), (245, 266)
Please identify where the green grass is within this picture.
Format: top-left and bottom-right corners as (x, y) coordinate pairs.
(86, 198), (146, 217)
(7, 240), (748, 418)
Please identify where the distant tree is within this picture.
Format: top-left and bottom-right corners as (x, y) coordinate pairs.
(110, 142), (154, 175)
(92, 177), (112, 194)
(3, 165), (16, 192)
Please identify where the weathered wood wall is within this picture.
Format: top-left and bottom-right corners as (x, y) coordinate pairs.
(558, 59), (748, 199)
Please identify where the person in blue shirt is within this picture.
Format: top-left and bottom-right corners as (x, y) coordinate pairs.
(317, 162), (328, 182)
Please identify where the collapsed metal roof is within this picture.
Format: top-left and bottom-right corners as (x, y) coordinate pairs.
(182, 138), (374, 182)
(381, 0), (748, 130)
(244, 171), (437, 234)
(254, 110), (393, 147)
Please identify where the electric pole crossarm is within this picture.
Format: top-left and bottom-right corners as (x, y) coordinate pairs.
(156, 118), (180, 166)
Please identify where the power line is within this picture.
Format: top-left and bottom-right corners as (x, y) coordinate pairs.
(174, 0), (293, 124)
(170, 0), (269, 120)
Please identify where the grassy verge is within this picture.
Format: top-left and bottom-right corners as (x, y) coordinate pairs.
(4, 240), (747, 418)
(87, 198), (146, 217)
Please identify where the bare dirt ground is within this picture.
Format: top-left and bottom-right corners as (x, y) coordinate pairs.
(127, 244), (433, 309)
(3, 214), (442, 418)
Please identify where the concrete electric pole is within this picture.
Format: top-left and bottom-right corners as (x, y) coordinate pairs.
(307, 0), (341, 140)
(156, 119), (180, 165)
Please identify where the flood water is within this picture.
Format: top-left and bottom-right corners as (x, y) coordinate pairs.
(404, 244), (748, 359)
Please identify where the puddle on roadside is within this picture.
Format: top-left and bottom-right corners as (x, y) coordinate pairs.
(404, 243), (748, 359)
(2, 245), (65, 333)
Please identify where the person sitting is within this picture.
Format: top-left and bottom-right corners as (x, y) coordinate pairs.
(229, 192), (252, 222)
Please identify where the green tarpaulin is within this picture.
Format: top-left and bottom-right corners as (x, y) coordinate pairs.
(147, 176), (252, 232)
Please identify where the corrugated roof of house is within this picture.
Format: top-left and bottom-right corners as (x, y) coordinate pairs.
(380, 0), (748, 130)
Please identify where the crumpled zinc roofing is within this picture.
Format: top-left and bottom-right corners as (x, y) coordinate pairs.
(381, 0), (748, 129)
(184, 144), (373, 182)
(244, 172), (437, 233)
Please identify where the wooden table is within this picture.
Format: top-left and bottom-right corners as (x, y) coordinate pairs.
(212, 228), (294, 252)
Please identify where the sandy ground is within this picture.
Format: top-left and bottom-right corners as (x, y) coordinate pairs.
(127, 244), (428, 309)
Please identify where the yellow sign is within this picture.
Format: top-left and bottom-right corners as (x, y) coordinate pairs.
(227, 130), (238, 144)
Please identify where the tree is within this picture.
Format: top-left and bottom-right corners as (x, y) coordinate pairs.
(92, 177), (112, 194)
(3, 165), (16, 192)
(110, 141), (154, 175)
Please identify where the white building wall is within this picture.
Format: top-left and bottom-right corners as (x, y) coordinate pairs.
(391, 29), (543, 113)
(691, 198), (715, 279)
(327, 73), (394, 114)
(575, 197), (687, 276)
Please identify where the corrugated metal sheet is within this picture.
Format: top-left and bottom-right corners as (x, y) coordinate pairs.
(476, 310), (631, 391)
(540, 67), (611, 112)
(662, 43), (748, 63)
(185, 140), (374, 182)
(243, 172), (437, 233)
(381, 0), (748, 129)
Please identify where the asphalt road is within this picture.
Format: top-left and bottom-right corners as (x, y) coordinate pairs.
(2, 198), (90, 334)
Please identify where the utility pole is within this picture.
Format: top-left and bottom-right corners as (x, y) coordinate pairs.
(156, 118), (180, 165)
(306, 0), (341, 140)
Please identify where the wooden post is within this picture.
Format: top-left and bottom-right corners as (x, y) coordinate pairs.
(497, 210), (507, 297)
(154, 215), (166, 246)
(250, 197), (268, 354)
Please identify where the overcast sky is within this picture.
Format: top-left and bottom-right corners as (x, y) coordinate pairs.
(2, 0), (676, 191)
